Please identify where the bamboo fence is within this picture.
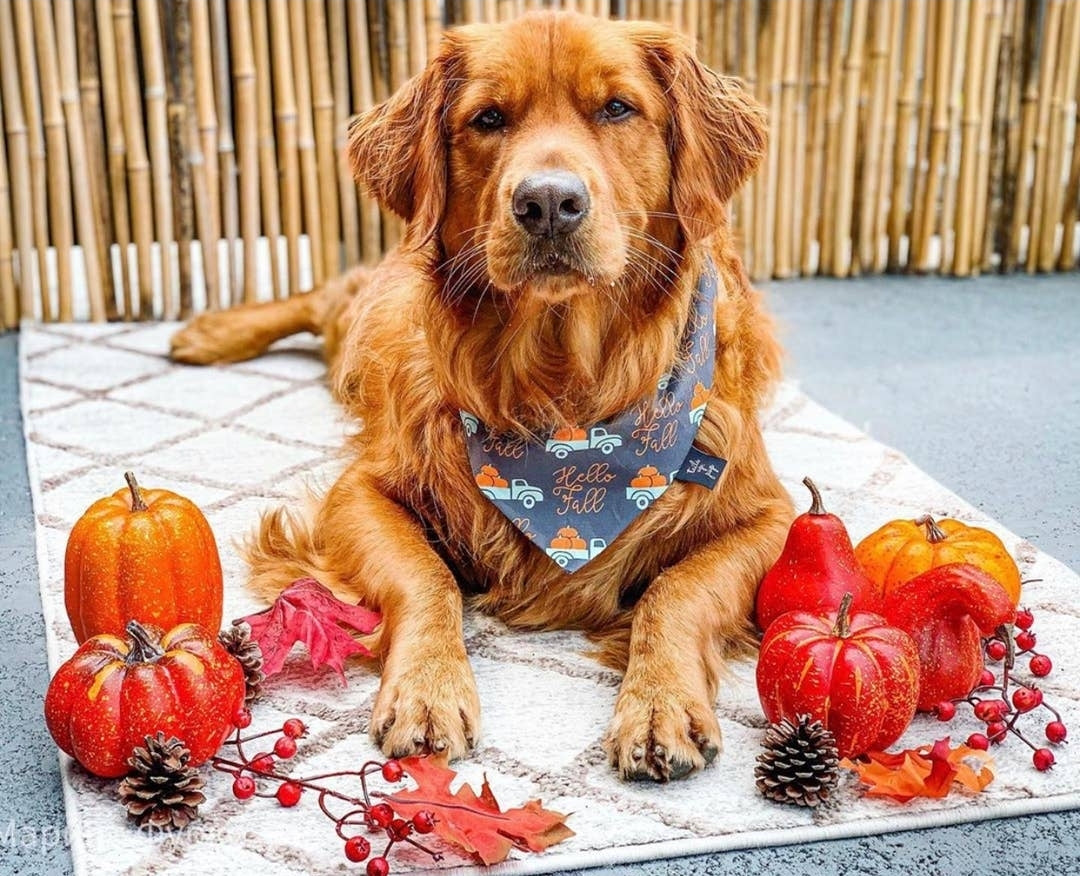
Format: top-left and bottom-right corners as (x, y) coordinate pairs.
(0, 1), (1078, 325)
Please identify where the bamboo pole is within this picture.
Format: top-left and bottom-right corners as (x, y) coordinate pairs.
(908, 2), (937, 271)
(228, 0), (259, 304)
(329, 0), (360, 268)
(983, 0), (1017, 270)
(269, 0), (302, 294)
(113, 0), (155, 317)
(348, 0), (382, 264)
(251, 0), (284, 297)
(912, 0), (954, 272)
(939, 0), (970, 275)
(751, 0), (776, 280)
(95, 0), (134, 318)
(308, 0), (342, 279)
(425, 0), (442, 61)
(735, 0), (757, 271)
(871, 0), (902, 271)
(75, 0), (118, 320)
(211, 0), (240, 302)
(789, 0), (813, 275)
(830, 0), (869, 277)
(1006, 0), (1046, 269)
(1057, 80), (1080, 270)
(33, 0), (76, 322)
(289, 0), (325, 287)
(1024, 0), (1064, 271)
(817, 0), (846, 276)
(163, 0), (195, 317)
(191, 0), (222, 310)
(135, 0), (176, 317)
(1, 0), (37, 319)
(953, 0), (986, 276)
(857, 0), (891, 273)
(0, 97), (15, 329)
(970, 0), (1005, 272)
(408, 0), (428, 72)
(997, 0), (1029, 270)
(773, 0), (799, 278)
(800, 0), (831, 274)
(53, 0), (107, 321)
(1036, 0), (1080, 270)
(13, 0), (53, 320)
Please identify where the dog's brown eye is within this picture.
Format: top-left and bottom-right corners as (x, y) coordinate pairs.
(600, 99), (633, 121)
(472, 108), (505, 131)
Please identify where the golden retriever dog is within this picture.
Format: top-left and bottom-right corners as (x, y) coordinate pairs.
(171, 11), (793, 782)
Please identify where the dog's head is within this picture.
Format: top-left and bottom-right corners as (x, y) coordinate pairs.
(347, 12), (766, 303)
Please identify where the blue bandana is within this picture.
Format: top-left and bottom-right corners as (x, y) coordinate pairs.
(460, 262), (726, 573)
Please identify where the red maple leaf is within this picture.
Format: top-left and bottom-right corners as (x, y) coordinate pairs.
(383, 753), (574, 865)
(237, 578), (381, 682)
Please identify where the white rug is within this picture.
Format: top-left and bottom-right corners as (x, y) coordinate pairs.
(20, 321), (1080, 876)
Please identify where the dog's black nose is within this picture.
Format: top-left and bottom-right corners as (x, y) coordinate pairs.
(512, 172), (590, 237)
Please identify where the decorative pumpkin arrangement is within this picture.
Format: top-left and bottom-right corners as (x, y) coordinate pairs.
(757, 593), (921, 758)
(64, 472), (224, 643)
(855, 514), (1022, 605)
(44, 620), (245, 778)
(754, 476), (1031, 777)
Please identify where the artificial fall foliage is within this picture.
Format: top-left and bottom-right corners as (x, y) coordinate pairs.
(841, 738), (995, 802)
(237, 578), (381, 681)
(385, 752), (574, 865)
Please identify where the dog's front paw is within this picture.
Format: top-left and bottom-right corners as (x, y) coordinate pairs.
(604, 683), (721, 782)
(371, 650), (481, 761)
(170, 312), (262, 364)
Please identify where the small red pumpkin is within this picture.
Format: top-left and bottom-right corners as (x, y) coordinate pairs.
(64, 472), (223, 643)
(756, 594), (921, 758)
(44, 621), (244, 778)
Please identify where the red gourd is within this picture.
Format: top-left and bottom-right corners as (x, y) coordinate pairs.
(44, 621), (244, 778)
(755, 477), (882, 631)
(882, 563), (1015, 711)
(756, 594), (921, 758)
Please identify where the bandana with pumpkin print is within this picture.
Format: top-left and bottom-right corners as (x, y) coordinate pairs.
(460, 262), (726, 573)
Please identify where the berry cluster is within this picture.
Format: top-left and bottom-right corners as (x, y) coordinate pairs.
(932, 606), (1066, 772)
(214, 710), (439, 874)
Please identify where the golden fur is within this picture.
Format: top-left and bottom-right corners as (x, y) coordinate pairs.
(171, 12), (793, 782)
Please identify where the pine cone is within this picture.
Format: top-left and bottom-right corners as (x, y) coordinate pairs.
(118, 733), (206, 829)
(755, 715), (840, 808)
(219, 622), (264, 705)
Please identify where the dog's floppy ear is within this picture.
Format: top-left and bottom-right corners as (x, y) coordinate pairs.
(346, 41), (460, 248)
(629, 24), (767, 241)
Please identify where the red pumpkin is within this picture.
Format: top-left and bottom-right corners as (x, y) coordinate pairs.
(882, 563), (1015, 710)
(756, 594), (921, 758)
(44, 621), (244, 778)
(64, 472), (223, 643)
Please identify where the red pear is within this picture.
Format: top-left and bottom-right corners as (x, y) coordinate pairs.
(755, 477), (883, 631)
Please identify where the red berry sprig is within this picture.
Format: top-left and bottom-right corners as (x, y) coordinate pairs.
(939, 603), (1068, 772)
(211, 716), (441, 871)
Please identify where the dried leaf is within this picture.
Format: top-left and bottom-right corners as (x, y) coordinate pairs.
(237, 578), (381, 681)
(841, 737), (995, 802)
(384, 752), (574, 865)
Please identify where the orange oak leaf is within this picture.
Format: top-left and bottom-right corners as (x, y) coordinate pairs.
(237, 578), (381, 681)
(841, 737), (995, 802)
(383, 753), (574, 865)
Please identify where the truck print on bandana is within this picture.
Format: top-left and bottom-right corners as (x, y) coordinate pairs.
(460, 260), (726, 573)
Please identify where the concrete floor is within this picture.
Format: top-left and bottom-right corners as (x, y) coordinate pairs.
(1, 273), (1078, 875)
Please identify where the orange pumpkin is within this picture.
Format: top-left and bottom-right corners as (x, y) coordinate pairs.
(64, 472), (223, 643)
(855, 514), (1021, 605)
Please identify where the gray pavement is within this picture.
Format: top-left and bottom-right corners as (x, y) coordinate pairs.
(1, 273), (1078, 874)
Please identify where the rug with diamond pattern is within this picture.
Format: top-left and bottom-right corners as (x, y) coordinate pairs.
(19, 322), (1080, 876)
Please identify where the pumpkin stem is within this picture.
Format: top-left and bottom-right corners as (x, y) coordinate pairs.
(125, 471), (148, 511)
(802, 477), (826, 515)
(832, 593), (855, 639)
(125, 620), (165, 664)
(915, 514), (948, 544)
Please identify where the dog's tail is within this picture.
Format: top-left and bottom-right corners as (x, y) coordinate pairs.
(170, 266), (370, 366)
(243, 501), (387, 654)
